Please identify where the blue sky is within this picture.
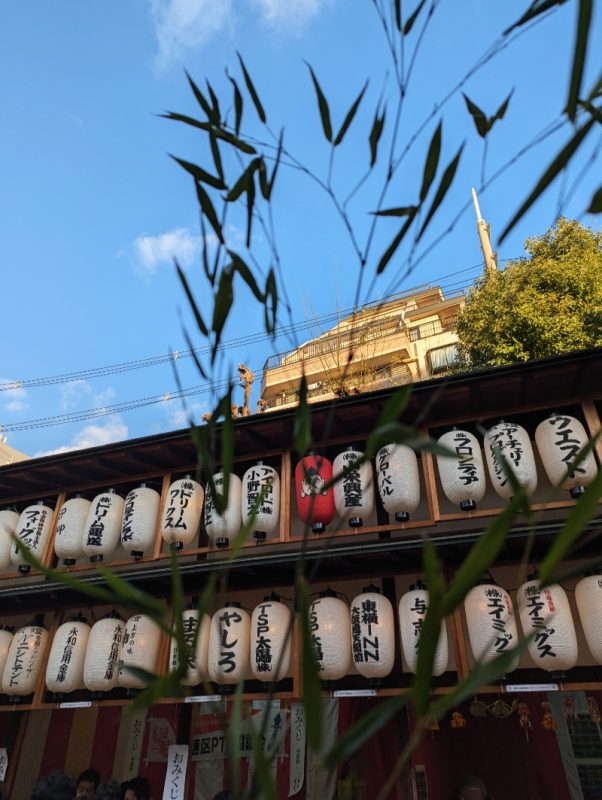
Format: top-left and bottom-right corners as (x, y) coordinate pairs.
(0, 0), (600, 458)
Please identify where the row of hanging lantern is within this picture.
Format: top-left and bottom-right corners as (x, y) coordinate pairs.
(1, 571), (602, 697)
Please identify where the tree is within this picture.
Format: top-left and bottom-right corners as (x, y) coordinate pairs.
(456, 219), (602, 368)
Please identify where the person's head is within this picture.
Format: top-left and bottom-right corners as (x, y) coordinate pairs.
(457, 774), (489, 800)
(212, 793), (230, 800)
(31, 770), (75, 800)
(76, 768), (101, 798)
(124, 776), (151, 800)
(95, 780), (122, 800)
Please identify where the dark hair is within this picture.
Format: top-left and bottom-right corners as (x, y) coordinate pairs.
(457, 774), (490, 799)
(77, 768), (101, 788)
(31, 771), (75, 800)
(127, 776), (151, 800)
(212, 792), (230, 800)
(95, 780), (123, 800)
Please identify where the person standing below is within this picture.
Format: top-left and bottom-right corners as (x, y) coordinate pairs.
(75, 768), (101, 798)
(456, 774), (491, 800)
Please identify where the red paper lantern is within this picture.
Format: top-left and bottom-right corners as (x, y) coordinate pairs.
(295, 454), (335, 534)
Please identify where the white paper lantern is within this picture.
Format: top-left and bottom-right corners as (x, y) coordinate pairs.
(2, 622), (49, 696)
(121, 484), (160, 559)
(575, 574), (602, 664)
(118, 614), (162, 689)
(333, 447), (375, 528)
(484, 421), (538, 499)
(309, 593), (351, 681)
(250, 597), (291, 682)
(0, 627), (15, 683)
(0, 509), (19, 570)
(11, 501), (54, 574)
(437, 430), (487, 511)
(536, 414), (598, 497)
(242, 462), (280, 543)
(204, 473), (242, 548)
(84, 612), (125, 693)
(54, 496), (91, 566)
(208, 603), (250, 685)
(464, 581), (519, 672)
(82, 489), (125, 562)
(350, 587), (395, 680)
(46, 618), (90, 694)
(398, 584), (448, 676)
(517, 578), (578, 672)
(161, 476), (204, 550)
(170, 609), (211, 686)
(376, 444), (420, 522)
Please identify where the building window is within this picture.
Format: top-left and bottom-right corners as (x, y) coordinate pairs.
(427, 344), (458, 375)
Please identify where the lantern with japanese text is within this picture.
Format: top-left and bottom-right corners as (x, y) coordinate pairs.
(437, 429), (487, 511)
(0, 626), (15, 682)
(2, 620), (49, 697)
(464, 580), (519, 672)
(84, 611), (125, 693)
(46, 616), (91, 695)
(375, 444), (420, 522)
(161, 475), (204, 550)
(350, 586), (395, 681)
(169, 609), (211, 686)
(82, 489), (125, 563)
(118, 614), (162, 690)
(309, 591), (351, 681)
(208, 602), (251, 686)
(11, 501), (54, 574)
(517, 577), (578, 673)
(120, 483), (160, 559)
(295, 454), (335, 534)
(250, 596), (291, 682)
(484, 421), (538, 499)
(242, 462), (280, 543)
(54, 496), (91, 566)
(575, 573), (602, 664)
(398, 582), (448, 675)
(333, 446), (375, 528)
(204, 473), (242, 549)
(535, 414), (598, 497)
(0, 509), (19, 570)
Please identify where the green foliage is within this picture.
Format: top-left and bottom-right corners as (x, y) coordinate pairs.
(456, 218), (602, 368)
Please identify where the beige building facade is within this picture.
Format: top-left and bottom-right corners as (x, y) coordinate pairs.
(260, 284), (464, 410)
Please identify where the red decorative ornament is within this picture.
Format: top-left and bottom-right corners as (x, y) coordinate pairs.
(541, 701), (557, 731)
(588, 696), (601, 725)
(295, 455), (335, 534)
(563, 696), (576, 731)
(450, 711), (467, 729)
(517, 702), (532, 742)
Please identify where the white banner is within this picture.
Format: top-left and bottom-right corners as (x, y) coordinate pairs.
(288, 704), (305, 797)
(306, 698), (338, 800)
(114, 709), (147, 782)
(147, 717), (176, 763)
(162, 745), (189, 800)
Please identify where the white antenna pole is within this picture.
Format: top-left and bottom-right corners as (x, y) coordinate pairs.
(471, 187), (498, 277)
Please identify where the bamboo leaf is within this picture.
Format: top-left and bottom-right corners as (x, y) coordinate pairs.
(297, 577), (322, 751)
(212, 268), (234, 361)
(503, 0), (569, 35)
(324, 695), (408, 767)
(416, 144), (464, 241)
(404, 0), (427, 34)
(170, 155), (226, 191)
(185, 70), (213, 119)
(499, 118), (595, 243)
(538, 467), (602, 583)
(306, 63), (333, 142)
(334, 81), (368, 146)
(131, 671), (185, 710)
(394, 0), (402, 30)
(264, 268), (278, 334)
(161, 110), (209, 132)
(209, 132), (224, 181)
(205, 80), (221, 125)
(226, 161), (257, 202)
(245, 175), (256, 247)
(369, 106), (386, 167)
(371, 206), (418, 217)
(587, 185), (602, 213)
(376, 211), (416, 274)
(257, 157), (269, 200)
(194, 180), (225, 244)
(462, 94), (488, 138)
(420, 120), (443, 200)
(226, 72), (244, 135)
(491, 89), (514, 128)
(566, 0), (592, 120)
(292, 375), (310, 456)
(176, 260), (209, 337)
(266, 129), (284, 200)
(237, 53), (267, 123)
(229, 251), (264, 302)
(214, 128), (257, 155)
(227, 683), (244, 797)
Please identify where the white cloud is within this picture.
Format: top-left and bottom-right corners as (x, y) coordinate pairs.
(60, 381), (117, 412)
(251, 0), (330, 29)
(34, 415), (128, 458)
(134, 227), (199, 275)
(165, 399), (208, 428)
(149, 0), (235, 70)
(0, 379), (28, 413)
